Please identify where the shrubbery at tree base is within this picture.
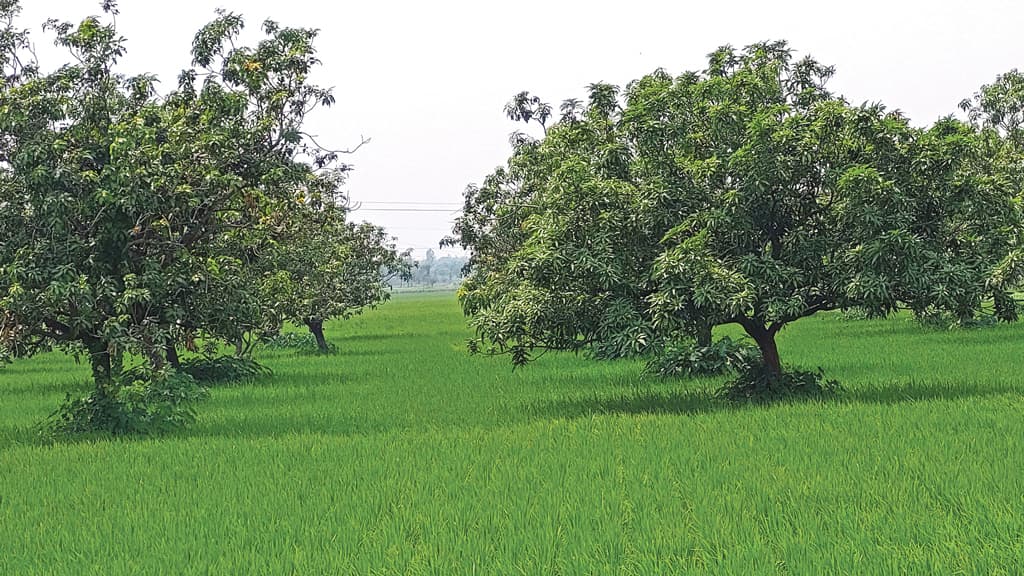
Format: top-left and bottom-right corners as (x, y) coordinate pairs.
(449, 41), (1023, 396)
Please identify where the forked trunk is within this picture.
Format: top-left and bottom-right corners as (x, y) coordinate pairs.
(741, 320), (783, 378)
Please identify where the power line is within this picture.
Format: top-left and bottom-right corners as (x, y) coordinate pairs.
(352, 208), (461, 213)
(356, 201), (462, 206)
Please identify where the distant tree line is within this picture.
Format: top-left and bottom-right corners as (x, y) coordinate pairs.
(400, 250), (469, 288)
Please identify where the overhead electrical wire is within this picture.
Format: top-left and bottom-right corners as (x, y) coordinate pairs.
(351, 208), (461, 212)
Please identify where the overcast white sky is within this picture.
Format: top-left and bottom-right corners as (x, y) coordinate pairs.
(17, 0), (1024, 258)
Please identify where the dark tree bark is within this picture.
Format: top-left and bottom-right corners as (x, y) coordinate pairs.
(696, 322), (713, 348)
(306, 318), (328, 352)
(83, 337), (116, 389)
(739, 319), (782, 378)
(166, 342), (181, 369)
(755, 332), (782, 377)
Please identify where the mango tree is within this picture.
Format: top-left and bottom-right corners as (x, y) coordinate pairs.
(961, 70), (1024, 319)
(0, 2), (351, 409)
(265, 204), (411, 352)
(450, 42), (1014, 391)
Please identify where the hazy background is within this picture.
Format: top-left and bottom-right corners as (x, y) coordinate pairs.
(17, 0), (1024, 257)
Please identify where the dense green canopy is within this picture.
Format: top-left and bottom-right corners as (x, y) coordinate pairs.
(0, 1), (406, 432)
(450, 42), (1018, 381)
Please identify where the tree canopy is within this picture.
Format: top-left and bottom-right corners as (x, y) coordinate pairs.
(263, 205), (412, 352)
(0, 1), (339, 380)
(0, 1), (406, 432)
(449, 41), (1017, 386)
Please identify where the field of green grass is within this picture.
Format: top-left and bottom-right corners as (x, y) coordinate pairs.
(2, 292), (1024, 575)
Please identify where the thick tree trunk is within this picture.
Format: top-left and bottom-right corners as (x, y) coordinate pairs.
(234, 338), (244, 358)
(307, 319), (328, 352)
(696, 323), (713, 348)
(741, 321), (783, 378)
(755, 332), (782, 378)
(166, 343), (181, 369)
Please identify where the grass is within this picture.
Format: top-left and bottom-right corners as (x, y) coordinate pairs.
(2, 292), (1024, 575)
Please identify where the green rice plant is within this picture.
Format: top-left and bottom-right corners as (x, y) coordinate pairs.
(4, 293), (1024, 575)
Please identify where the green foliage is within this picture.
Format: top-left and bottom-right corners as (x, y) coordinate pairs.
(961, 70), (1024, 304)
(720, 365), (841, 402)
(646, 336), (760, 378)
(0, 1), (388, 422)
(44, 369), (208, 437)
(178, 356), (271, 385)
(451, 41), (1017, 384)
(0, 2), (341, 360)
(261, 214), (411, 350)
(961, 68), (1024, 145)
(914, 308), (999, 330)
(260, 331), (319, 351)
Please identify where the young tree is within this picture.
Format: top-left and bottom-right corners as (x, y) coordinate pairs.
(450, 42), (1014, 387)
(0, 2), (350, 390)
(265, 205), (411, 352)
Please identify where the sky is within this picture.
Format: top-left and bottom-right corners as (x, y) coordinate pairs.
(16, 0), (1024, 258)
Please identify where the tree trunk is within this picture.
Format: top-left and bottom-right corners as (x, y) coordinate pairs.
(696, 322), (712, 348)
(307, 319), (328, 352)
(234, 338), (244, 358)
(166, 342), (181, 369)
(83, 337), (116, 391)
(741, 321), (783, 378)
(755, 333), (782, 378)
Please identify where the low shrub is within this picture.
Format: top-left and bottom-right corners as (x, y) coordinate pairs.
(178, 356), (271, 384)
(45, 369), (209, 437)
(719, 364), (841, 402)
(260, 332), (335, 354)
(647, 336), (761, 378)
(261, 332), (316, 350)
